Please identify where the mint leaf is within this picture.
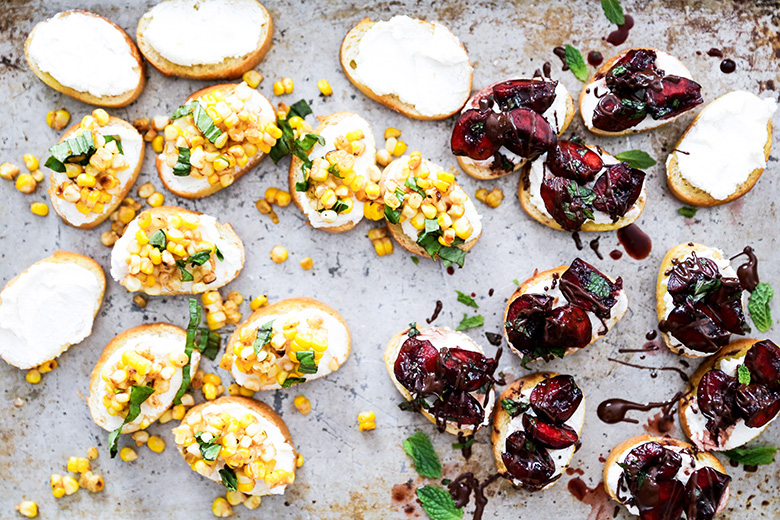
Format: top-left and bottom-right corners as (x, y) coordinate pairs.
(678, 207), (698, 218)
(601, 0), (625, 25)
(416, 485), (463, 520)
(501, 398), (529, 418)
(452, 436), (475, 450)
(456, 291), (479, 309)
(564, 45), (588, 82)
(586, 272), (610, 298)
(737, 364), (751, 385)
(411, 256), (420, 265)
(403, 431), (442, 479)
(456, 314), (484, 332)
(614, 150), (656, 169)
(723, 445), (777, 466)
(108, 385), (155, 458)
(748, 283), (774, 333)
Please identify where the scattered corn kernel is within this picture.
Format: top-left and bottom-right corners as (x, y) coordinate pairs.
(293, 395), (311, 415)
(30, 202), (48, 216)
(22, 154), (39, 171)
(375, 149), (392, 167)
(62, 475), (79, 495)
(79, 471), (104, 493)
(384, 127), (401, 139)
(270, 245), (288, 264)
(299, 257), (313, 271)
(147, 192), (165, 207)
(133, 295), (148, 308)
(250, 295), (268, 310)
(93, 109), (110, 126)
(120, 447), (138, 462)
(137, 183), (155, 199)
(272, 81), (284, 96)
(47, 108), (71, 130)
(87, 447), (99, 460)
(392, 140), (407, 156)
(15, 173), (36, 194)
(243, 496), (262, 509)
(358, 411), (376, 431)
(296, 453), (304, 467)
(317, 79), (332, 96)
(485, 187), (505, 208)
(212, 497), (233, 517)
(281, 77), (294, 94)
(372, 237), (393, 257)
(31, 169), (44, 182)
(275, 190), (291, 207)
(25, 369), (41, 384)
(147, 435), (166, 453)
(15, 500), (38, 518)
(100, 230), (119, 247)
(132, 431), (149, 446)
(0, 162), (20, 180)
(243, 70), (263, 89)
(151, 135), (165, 153)
(363, 201), (384, 220)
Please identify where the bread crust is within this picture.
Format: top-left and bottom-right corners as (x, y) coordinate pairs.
(679, 338), (771, 450)
(25, 10), (145, 108)
(288, 111), (375, 233)
(382, 326), (493, 436)
(578, 48), (695, 137)
(603, 434), (728, 512)
(87, 322), (191, 432)
(156, 83), (274, 199)
(666, 109), (773, 207)
(137, 0), (273, 80)
(47, 116), (144, 230)
(655, 242), (742, 358)
(456, 80), (575, 180)
(503, 265), (628, 362)
(491, 372), (585, 490)
(340, 17), (472, 121)
(518, 146), (647, 232)
(0, 251), (105, 369)
(226, 297), (351, 390)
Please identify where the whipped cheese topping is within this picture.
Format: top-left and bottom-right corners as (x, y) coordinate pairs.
(231, 308), (350, 389)
(669, 91), (777, 200)
(581, 50), (693, 131)
(28, 12), (140, 97)
(0, 260), (102, 369)
(143, 0), (269, 66)
(351, 15), (472, 117)
(527, 148), (646, 226)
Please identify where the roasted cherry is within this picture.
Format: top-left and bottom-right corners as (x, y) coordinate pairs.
(734, 384), (780, 428)
(685, 467), (730, 520)
(592, 93), (647, 132)
(540, 176), (595, 231)
(542, 305), (592, 351)
(622, 442), (683, 483)
(605, 49), (660, 96)
(428, 390), (485, 425)
(394, 337), (439, 393)
(744, 340), (780, 391)
(592, 163), (645, 220)
(697, 369), (739, 434)
(645, 76), (703, 120)
(492, 79), (557, 114)
(529, 375), (583, 424)
(439, 347), (498, 392)
(666, 255), (720, 297)
(635, 479), (687, 520)
(498, 108), (557, 158)
(544, 140), (604, 184)
(522, 414), (578, 449)
(451, 109), (500, 160)
(505, 294), (554, 358)
(501, 431), (556, 488)
(559, 258), (622, 319)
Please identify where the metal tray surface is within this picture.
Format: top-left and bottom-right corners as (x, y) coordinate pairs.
(1, 0), (779, 518)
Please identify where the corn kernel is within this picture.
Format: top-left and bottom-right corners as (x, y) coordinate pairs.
(299, 257), (313, 271)
(296, 453), (304, 467)
(384, 127), (401, 139)
(358, 411), (376, 431)
(62, 475), (79, 495)
(226, 490), (245, 506)
(212, 497), (233, 518)
(250, 295), (268, 310)
(147, 435), (166, 453)
(30, 202), (48, 216)
(294, 395), (311, 415)
(15, 500), (38, 518)
(120, 447), (138, 462)
(385, 137), (397, 153)
(47, 108), (71, 130)
(118, 206), (136, 224)
(282, 77), (294, 94)
(270, 245), (288, 264)
(375, 149), (392, 167)
(25, 369), (41, 384)
(373, 237), (393, 257)
(264, 187), (279, 204)
(22, 154), (39, 171)
(392, 140), (407, 156)
(363, 201), (384, 221)
(317, 79), (332, 96)
(275, 190), (291, 207)
(485, 187), (505, 208)
(243, 70), (263, 89)
(87, 447), (99, 460)
(243, 496), (262, 510)
(93, 108), (110, 126)
(367, 227), (387, 240)
(147, 192), (165, 207)
(15, 173), (36, 193)
(273, 81), (284, 96)
(151, 135), (165, 154)
(0, 162), (20, 181)
(475, 188), (488, 202)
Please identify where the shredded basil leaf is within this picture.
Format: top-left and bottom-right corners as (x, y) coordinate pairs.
(678, 206), (698, 218)
(171, 101), (197, 120)
(45, 131), (96, 172)
(149, 230), (167, 251)
(501, 398), (529, 418)
(219, 468), (238, 491)
(456, 314), (484, 332)
(253, 321), (274, 356)
(172, 147), (192, 176)
(191, 103), (223, 144)
(108, 385), (155, 458)
(281, 377), (306, 388)
(173, 299), (201, 405)
(197, 328), (221, 361)
(456, 291), (479, 309)
(296, 350), (318, 374)
(103, 135), (124, 155)
(215, 246), (224, 262)
(195, 432), (222, 461)
(295, 180), (310, 192)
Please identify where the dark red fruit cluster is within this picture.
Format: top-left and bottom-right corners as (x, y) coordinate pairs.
(451, 79), (558, 164)
(697, 340), (780, 443)
(394, 334), (498, 427)
(659, 253), (746, 353)
(592, 49), (703, 132)
(502, 375), (582, 488)
(619, 441), (730, 520)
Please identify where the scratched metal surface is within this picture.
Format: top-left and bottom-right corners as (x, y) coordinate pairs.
(0, 0), (779, 518)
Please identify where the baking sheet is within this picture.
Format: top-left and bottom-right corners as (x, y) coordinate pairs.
(1, 0), (779, 518)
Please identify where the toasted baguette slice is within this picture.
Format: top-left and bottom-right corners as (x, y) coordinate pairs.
(157, 83), (276, 198)
(579, 48), (697, 136)
(504, 265), (628, 363)
(519, 145), (646, 232)
(25, 11), (145, 107)
(226, 297), (351, 391)
(666, 91), (776, 207)
(137, 0), (273, 80)
(288, 112), (378, 233)
(88, 323), (197, 433)
(0, 251), (105, 369)
(47, 116), (144, 229)
(456, 79), (575, 180)
(656, 242), (745, 358)
(383, 326), (495, 436)
(110, 206), (245, 295)
(492, 372), (586, 490)
(174, 396), (297, 496)
(680, 338), (779, 451)
(340, 16), (472, 120)
(603, 435), (729, 518)
(380, 155), (482, 260)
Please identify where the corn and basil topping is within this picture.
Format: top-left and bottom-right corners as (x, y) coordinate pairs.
(161, 82), (278, 188)
(46, 109), (129, 216)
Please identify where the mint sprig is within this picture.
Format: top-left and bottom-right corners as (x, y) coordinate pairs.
(416, 485), (463, 520)
(564, 45), (588, 82)
(403, 431), (442, 479)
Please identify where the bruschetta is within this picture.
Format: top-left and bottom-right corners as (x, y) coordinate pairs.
(579, 48), (702, 136)
(173, 396), (297, 496)
(137, 0), (273, 80)
(680, 338), (780, 451)
(657, 242), (747, 358)
(519, 140), (646, 231)
(379, 154), (482, 267)
(157, 82), (277, 198)
(666, 91), (777, 206)
(492, 373), (585, 490)
(288, 112), (379, 232)
(25, 10), (145, 107)
(222, 298), (350, 391)
(340, 16), (472, 120)
(88, 323), (198, 433)
(0, 251), (105, 370)
(46, 112), (144, 229)
(110, 206), (245, 296)
(504, 259), (628, 364)
(452, 77), (574, 179)
(383, 325), (498, 436)
(604, 435), (730, 520)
